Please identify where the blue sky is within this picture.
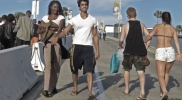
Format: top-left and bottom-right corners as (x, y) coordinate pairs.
(0, 0), (182, 28)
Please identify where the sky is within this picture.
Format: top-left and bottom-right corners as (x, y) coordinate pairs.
(0, 0), (182, 28)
